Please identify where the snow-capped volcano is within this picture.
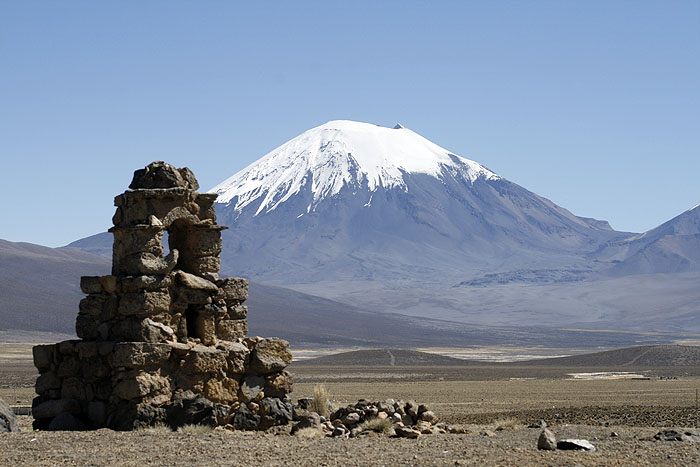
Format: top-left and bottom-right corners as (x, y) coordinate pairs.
(211, 120), (500, 216)
(209, 120), (626, 289)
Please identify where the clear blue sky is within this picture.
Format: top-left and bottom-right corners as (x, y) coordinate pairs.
(2, 1), (698, 247)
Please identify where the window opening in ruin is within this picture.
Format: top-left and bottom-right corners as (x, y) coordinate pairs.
(185, 305), (198, 339)
(168, 219), (194, 273)
(161, 230), (170, 256)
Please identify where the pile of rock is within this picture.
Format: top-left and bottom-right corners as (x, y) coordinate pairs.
(32, 162), (293, 431)
(294, 399), (444, 438)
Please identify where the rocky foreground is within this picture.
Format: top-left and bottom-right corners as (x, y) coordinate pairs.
(1, 416), (699, 466)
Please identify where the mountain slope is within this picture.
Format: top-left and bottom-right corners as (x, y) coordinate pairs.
(0, 239), (111, 334)
(596, 204), (700, 275)
(210, 120), (624, 285)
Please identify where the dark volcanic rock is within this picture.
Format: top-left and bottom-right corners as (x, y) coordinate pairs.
(166, 391), (216, 428)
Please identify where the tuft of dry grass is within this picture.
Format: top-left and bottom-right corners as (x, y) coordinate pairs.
(494, 417), (520, 431)
(136, 422), (172, 433)
(177, 424), (214, 434)
(310, 384), (333, 417)
(358, 417), (395, 435)
(294, 427), (325, 439)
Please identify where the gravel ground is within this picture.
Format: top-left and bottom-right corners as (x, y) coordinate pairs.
(1, 417), (699, 466)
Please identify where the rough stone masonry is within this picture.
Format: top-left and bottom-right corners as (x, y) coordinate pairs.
(32, 161), (293, 431)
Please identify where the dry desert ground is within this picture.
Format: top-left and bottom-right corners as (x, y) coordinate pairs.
(1, 343), (700, 466)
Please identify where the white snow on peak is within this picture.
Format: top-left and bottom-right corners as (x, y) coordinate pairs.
(210, 120), (500, 215)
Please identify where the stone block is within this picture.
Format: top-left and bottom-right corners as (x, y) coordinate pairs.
(249, 338), (292, 374)
(112, 228), (164, 258)
(75, 314), (100, 340)
(118, 291), (170, 317)
(111, 318), (174, 343)
(227, 305), (248, 320)
(176, 287), (212, 305)
(35, 371), (61, 394)
(61, 377), (86, 400)
(76, 341), (99, 359)
(183, 347), (227, 374)
(217, 278), (248, 303)
(57, 357), (80, 379)
(58, 340), (77, 355)
(99, 275), (118, 293)
(80, 276), (104, 294)
(217, 319), (248, 341)
(113, 371), (170, 401)
(175, 271), (218, 291)
(216, 341), (250, 374)
(33, 399), (81, 419)
(111, 343), (172, 369)
(115, 251), (178, 276)
(190, 256), (220, 275)
(32, 344), (55, 371)
(204, 377), (239, 404)
(264, 370), (293, 398)
(196, 313), (217, 346)
(120, 274), (173, 293)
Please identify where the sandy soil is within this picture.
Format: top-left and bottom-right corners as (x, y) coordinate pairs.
(1, 345), (700, 465)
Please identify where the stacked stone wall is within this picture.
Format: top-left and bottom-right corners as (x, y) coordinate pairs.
(32, 161), (293, 431)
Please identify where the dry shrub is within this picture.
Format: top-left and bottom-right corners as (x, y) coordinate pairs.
(358, 417), (394, 435)
(311, 384), (332, 417)
(494, 418), (519, 431)
(136, 422), (172, 433)
(177, 424), (214, 434)
(295, 427), (325, 439)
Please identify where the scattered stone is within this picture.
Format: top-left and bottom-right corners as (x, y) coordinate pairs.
(557, 439), (597, 451)
(529, 419), (547, 428)
(447, 425), (469, 434)
(481, 430), (496, 437)
(0, 398), (19, 432)
(395, 426), (421, 439)
(419, 410), (438, 424)
(537, 428), (557, 450)
(653, 430), (700, 442)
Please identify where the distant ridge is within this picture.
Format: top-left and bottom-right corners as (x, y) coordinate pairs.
(292, 349), (470, 366)
(516, 345), (700, 367)
(292, 345), (700, 367)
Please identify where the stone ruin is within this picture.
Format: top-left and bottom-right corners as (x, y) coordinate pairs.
(32, 161), (293, 431)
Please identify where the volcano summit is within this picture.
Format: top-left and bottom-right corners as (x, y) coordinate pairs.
(211, 120), (624, 285)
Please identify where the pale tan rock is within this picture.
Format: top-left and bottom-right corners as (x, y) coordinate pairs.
(176, 271), (218, 291)
(113, 372), (170, 401)
(250, 337), (292, 374)
(217, 319), (248, 341)
(204, 378), (239, 404)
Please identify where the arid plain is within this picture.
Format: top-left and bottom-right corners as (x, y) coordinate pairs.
(2, 344), (700, 466)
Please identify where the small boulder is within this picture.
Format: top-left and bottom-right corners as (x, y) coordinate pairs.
(653, 430), (700, 442)
(291, 412), (322, 434)
(419, 410), (438, 424)
(537, 429), (557, 450)
(395, 426), (421, 439)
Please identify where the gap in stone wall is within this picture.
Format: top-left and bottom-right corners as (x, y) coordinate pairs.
(185, 305), (197, 340)
(161, 230), (170, 256)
